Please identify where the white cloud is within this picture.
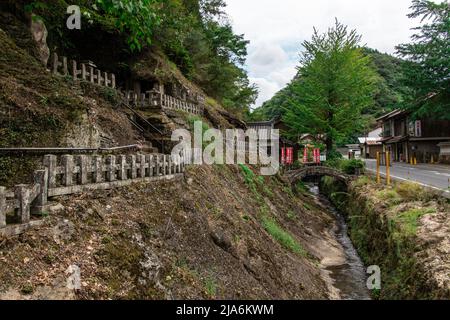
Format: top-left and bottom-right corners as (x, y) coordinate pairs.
(250, 77), (281, 108)
(224, 0), (426, 109)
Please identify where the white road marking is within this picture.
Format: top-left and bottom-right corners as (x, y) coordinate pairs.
(366, 168), (450, 197)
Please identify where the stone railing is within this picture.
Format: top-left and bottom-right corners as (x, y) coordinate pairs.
(0, 170), (48, 237)
(0, 152), (185, 237)
(50, 52), (116, 88)
(126, 91), (203, 115)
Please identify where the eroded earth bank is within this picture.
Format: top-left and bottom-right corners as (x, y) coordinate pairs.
(0, 165), (367, 300)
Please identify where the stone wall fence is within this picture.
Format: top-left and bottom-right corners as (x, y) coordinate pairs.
(0, 152), (185, 237)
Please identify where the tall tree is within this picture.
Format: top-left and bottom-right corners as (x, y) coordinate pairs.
(396, 0), (450, 119)
(283, 20), (379, 156)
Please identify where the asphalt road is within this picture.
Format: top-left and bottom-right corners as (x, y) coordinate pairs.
(365, 159), (450, 198)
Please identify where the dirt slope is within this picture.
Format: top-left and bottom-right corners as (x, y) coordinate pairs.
(0, 165), (340, 300)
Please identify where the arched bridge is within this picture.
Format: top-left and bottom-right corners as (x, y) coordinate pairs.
(285, 166), (352, 186)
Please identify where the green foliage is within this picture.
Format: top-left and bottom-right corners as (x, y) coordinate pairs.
(393, 208), (436, 237)
(395, 181), (436, 202)
(187, 115), (209, 133)
(251, 47), (410, 145)
(396, 0), (450, 119)
(325, 158), (365, 175)
(204, 274), (217, 297)
(340, 159), (365, 175)
(261, 216), (307, 256)
(282, 20), (379, 154)
(362, 48), (411, 118)
(21, 0), (256, 112)
(93, 0), (162, 51)
(295, 181), (309, 194)
(239, 164), (258, 195)
(155, 0), (257, 113)
(377, 189), (402, 207)
(286, 210), (297, 220)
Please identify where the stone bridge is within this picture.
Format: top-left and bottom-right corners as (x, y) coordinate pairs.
(285, 165), (352, 186)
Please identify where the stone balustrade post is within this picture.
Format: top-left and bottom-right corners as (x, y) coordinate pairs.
(106, 155), (116, 182)
(129, 155), (137, 179)
(118, 155), (127, 180)
(94, 156), (103, 183)
(43, 155), (57, 188)
(62, 155), (74, 186)
(139, 154), (146, 178)
(15, 185), (30, 224)
(32, 169), (48, 215)
(0, 187), (6, 228)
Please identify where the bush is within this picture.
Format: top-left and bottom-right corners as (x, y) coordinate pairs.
(340, 159), (365, 175)
(395, 182), (435, 202)
(325, 158), (365, 175)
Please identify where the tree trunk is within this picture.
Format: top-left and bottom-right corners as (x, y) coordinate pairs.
(326, 136), (334, 157)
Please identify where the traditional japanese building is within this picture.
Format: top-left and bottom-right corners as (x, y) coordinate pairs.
(377, 109), (450, 163)
(358, 127), (383, 159)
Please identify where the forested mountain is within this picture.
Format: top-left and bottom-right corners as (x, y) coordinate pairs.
(249, 48), (410, 123)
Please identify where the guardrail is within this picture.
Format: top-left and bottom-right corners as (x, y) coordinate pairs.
(0, 152), (185, 237)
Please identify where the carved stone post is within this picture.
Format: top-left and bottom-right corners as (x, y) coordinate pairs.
(118, 155), (127, 180)
(106, 155), (116, 182)
(62, 155), (74, 186)
(32, 169), (48, 215)
(78, 155), (89, 185)
(129, 155), (137, 179)
(43, 155), (57, 188)
(0, 187), (6, 228)
(94, 156), (103, 183)
(139, 154), (146, 178)
(15, 185), (30, 224)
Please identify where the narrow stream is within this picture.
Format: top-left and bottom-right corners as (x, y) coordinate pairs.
(307, 183), (372, 300)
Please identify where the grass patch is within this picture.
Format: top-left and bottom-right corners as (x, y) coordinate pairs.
(377, 189), (402, 206)
(393, 208), (436, 237)
(205, 274), (217, 297)
(287, 210), (297, 220)
(295, 181), (309, 193)
(353, 176), (371, 188)
(261, 216), (307, 256)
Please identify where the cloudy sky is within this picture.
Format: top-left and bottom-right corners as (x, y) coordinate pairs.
(224, 0), (422, 108)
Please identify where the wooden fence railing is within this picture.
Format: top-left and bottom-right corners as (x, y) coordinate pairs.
(126, 91), (203, 115)
(0, 153), (185, 237)
(50, 52), (116, 89)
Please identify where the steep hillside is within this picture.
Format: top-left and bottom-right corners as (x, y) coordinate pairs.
(0, 164), (346, 300)
(0, 25), (138, 186)
(0, 9), (241, 187)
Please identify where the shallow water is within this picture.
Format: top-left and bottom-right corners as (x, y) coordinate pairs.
(307, 183), (372, 300)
